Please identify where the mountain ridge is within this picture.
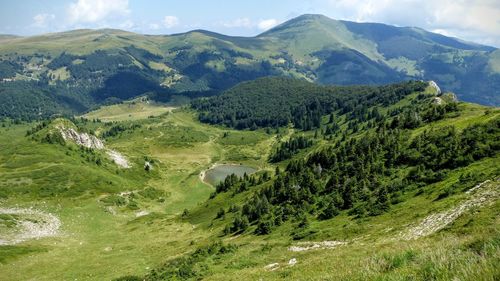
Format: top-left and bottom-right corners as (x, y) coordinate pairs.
(0, 13), (499, 121)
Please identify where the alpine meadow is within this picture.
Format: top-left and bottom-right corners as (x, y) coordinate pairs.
(0, 2), (499, 281)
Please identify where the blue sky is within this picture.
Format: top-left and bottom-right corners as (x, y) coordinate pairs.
(1, 0), (499, 47)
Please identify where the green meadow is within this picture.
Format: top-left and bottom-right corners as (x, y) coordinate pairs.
(0, 97), (498, 281)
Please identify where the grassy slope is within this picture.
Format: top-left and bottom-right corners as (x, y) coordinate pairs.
(186, 94), (500, 280)
(0, 97), (498, 280)
(0, 29), (165, 56)
(82, 98), (175, 122)
(0, 101), (275, 280)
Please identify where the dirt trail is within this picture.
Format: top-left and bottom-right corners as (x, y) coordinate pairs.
(0, 207), (61, 245)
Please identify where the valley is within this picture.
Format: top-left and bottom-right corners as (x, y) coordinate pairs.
(0, 103), (276, 280)
(0, 79), (498, 280)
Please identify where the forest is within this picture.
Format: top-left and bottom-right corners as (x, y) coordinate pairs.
(191, 77), (427, 129)
(198, 80), (499, 237)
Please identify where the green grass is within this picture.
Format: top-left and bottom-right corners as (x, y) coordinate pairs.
(0, 104), (279, 280)
(82, 98), (175, 122)
(0, 100), (498, 280)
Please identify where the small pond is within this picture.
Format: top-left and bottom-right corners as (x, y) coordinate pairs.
(202, 164), (257, 186)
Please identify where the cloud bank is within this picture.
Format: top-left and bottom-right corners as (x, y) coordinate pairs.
(218, 18), (280, 31)
(67, 0), (130, 24)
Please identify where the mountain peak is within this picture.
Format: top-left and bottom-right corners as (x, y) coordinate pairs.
(258, 14), (336, 37)
(292, 14), (332, 21)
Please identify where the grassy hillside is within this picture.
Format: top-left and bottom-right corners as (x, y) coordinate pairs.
(0, 101), (277, 280)
(0, 79), (498, 280)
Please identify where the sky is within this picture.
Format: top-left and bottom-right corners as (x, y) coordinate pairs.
(1, 0), (499, 47)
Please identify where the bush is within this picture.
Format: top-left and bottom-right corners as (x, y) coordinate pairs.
(255, 217), (274, 235)
(318, 204), (339, 220)
(215, 208), (225, 219)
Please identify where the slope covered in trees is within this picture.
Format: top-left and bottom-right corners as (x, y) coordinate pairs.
(192, 77), (427, 129)
(1, 77), (498, 280)
(193, 79), (499, 238)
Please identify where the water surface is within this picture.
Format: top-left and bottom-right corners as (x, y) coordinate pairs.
(203, 164), (257, 186)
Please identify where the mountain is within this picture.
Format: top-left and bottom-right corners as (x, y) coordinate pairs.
(259, 14), (498, 104)
(0, 14), (499, 121)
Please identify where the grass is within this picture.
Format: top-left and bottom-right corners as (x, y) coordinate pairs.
(0, 100), (498, 280)
(0, 103), (277, 280)
(82, 98), (175, 122)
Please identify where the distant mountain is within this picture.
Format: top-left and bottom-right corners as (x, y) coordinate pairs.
(0, 14), (499, 120)
(259, 14), (499, 104)
(0, 34), (21, 41)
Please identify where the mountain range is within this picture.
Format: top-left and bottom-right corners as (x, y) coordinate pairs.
(0, 14), (499, 120)
(1, 14), (499, 281)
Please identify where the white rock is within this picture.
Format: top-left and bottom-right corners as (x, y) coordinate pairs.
(0, 207), (61, 245)
(58, 126), (104, 149)
(400, 179), (498, 240)
(432, 97), (443, 105)
(58, 125), (130, 168)
(288, 240), (347, 252)
(135, 210), (150, 217)
(264, 263), (280, 271)
(429, 81), (441, 95)
(107, 149), (130, 168)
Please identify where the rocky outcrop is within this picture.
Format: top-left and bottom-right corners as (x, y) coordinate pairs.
(144, 161), (153, 171)
(57, 125), (130, 168)
(442, 92), (458, 102)
(432, 97), (443, 105)
(429, 81), (441, 95)
(58, 126), (104, 149)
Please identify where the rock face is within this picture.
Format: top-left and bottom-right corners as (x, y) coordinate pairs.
(429, 81), (441, 95)
(57, 125), (130, 168)
(58, 126), (104, 149)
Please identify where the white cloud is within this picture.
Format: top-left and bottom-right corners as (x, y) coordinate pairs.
(33, 13), (55, 28)
(216, 18), (281, 31)
(163, 16), (179, 28)
(67, 0), (130, 24)
(324, 0), (500, 47)
(258, 19), (279, 30)
(220, 18), (253, 28)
